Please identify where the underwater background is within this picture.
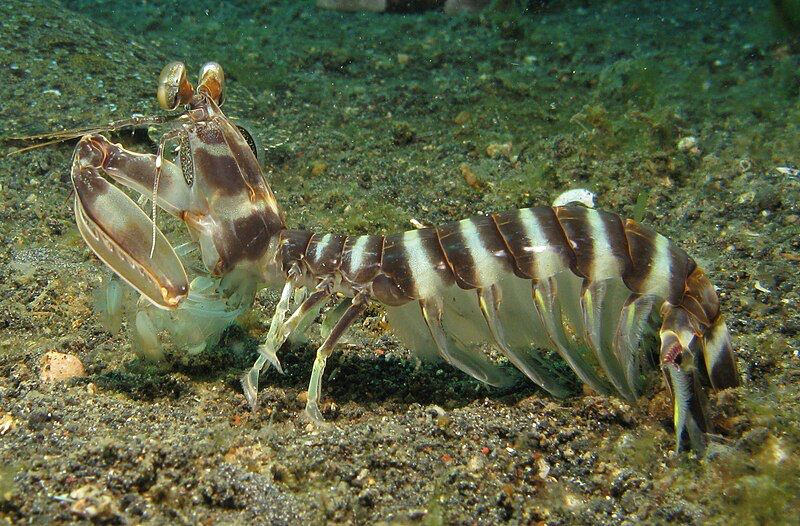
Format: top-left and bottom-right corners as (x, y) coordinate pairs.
(1, 0), (799, 524)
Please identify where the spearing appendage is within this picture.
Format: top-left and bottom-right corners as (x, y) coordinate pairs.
(532, 276), (612, 395)
(71, 134), (190, 309)
(241, 273), (331, 412)
(305, 293), (370, 423)
(477, 285), (571, 398)
(659, 304), (709, 453)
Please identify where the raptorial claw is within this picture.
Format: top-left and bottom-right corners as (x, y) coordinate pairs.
(72, 135), (189, 309)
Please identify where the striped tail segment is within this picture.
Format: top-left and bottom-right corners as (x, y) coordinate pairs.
(276, 204), (739, 452)
(657, 267), (740, 452)
(618, 213), (740, 451)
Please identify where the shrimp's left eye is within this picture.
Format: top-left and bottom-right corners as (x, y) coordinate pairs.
(157, 62), (193, 111)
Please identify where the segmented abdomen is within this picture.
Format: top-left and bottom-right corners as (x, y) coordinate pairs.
(367, 205), (712, 319)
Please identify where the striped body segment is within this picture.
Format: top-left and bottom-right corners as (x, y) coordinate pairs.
(280, 205), (712, 321)
(276, 204), (739, 452)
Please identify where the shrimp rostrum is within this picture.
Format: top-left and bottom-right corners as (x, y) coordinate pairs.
(16, 62), (740, 453)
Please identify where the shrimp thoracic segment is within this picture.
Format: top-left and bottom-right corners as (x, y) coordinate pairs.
(59, 62), (740, 454)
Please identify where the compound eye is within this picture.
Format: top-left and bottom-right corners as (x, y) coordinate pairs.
(157, 62), (193, 110)
(198, 62), (225, 107)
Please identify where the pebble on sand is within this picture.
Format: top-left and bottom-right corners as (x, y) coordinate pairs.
(460, 163), (482, 189)
(69, 485), (121, 520)
(40, 351), (85, 383)
(485, 142), (512, 160)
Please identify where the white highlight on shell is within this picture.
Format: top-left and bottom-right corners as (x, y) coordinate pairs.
(552, 188), (595, 208)
(314, 233), (332, 263)
(638, 233), (672, 298)
(347, 235), (371, 276)
(403, 230), (443, 299)
(518, 208), (564, 278)
(584, 208), (620, 280)
(459, 218), (503, 287)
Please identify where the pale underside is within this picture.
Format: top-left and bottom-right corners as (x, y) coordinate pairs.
(386, 270), (659, 402)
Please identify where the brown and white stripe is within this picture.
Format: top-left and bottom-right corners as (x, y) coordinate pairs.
(492, 207), (574, 282)
(278, 205), (714, 315)
(340, 235), (383, 285)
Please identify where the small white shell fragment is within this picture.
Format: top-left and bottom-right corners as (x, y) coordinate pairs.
(677, 136), (699, 152)
(776, 166), (799, 177)
(0, 413), (15, 435)
(537, 456), (551, 479)
(754, 281), (771, 294)
(552, 188), (595, 208)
